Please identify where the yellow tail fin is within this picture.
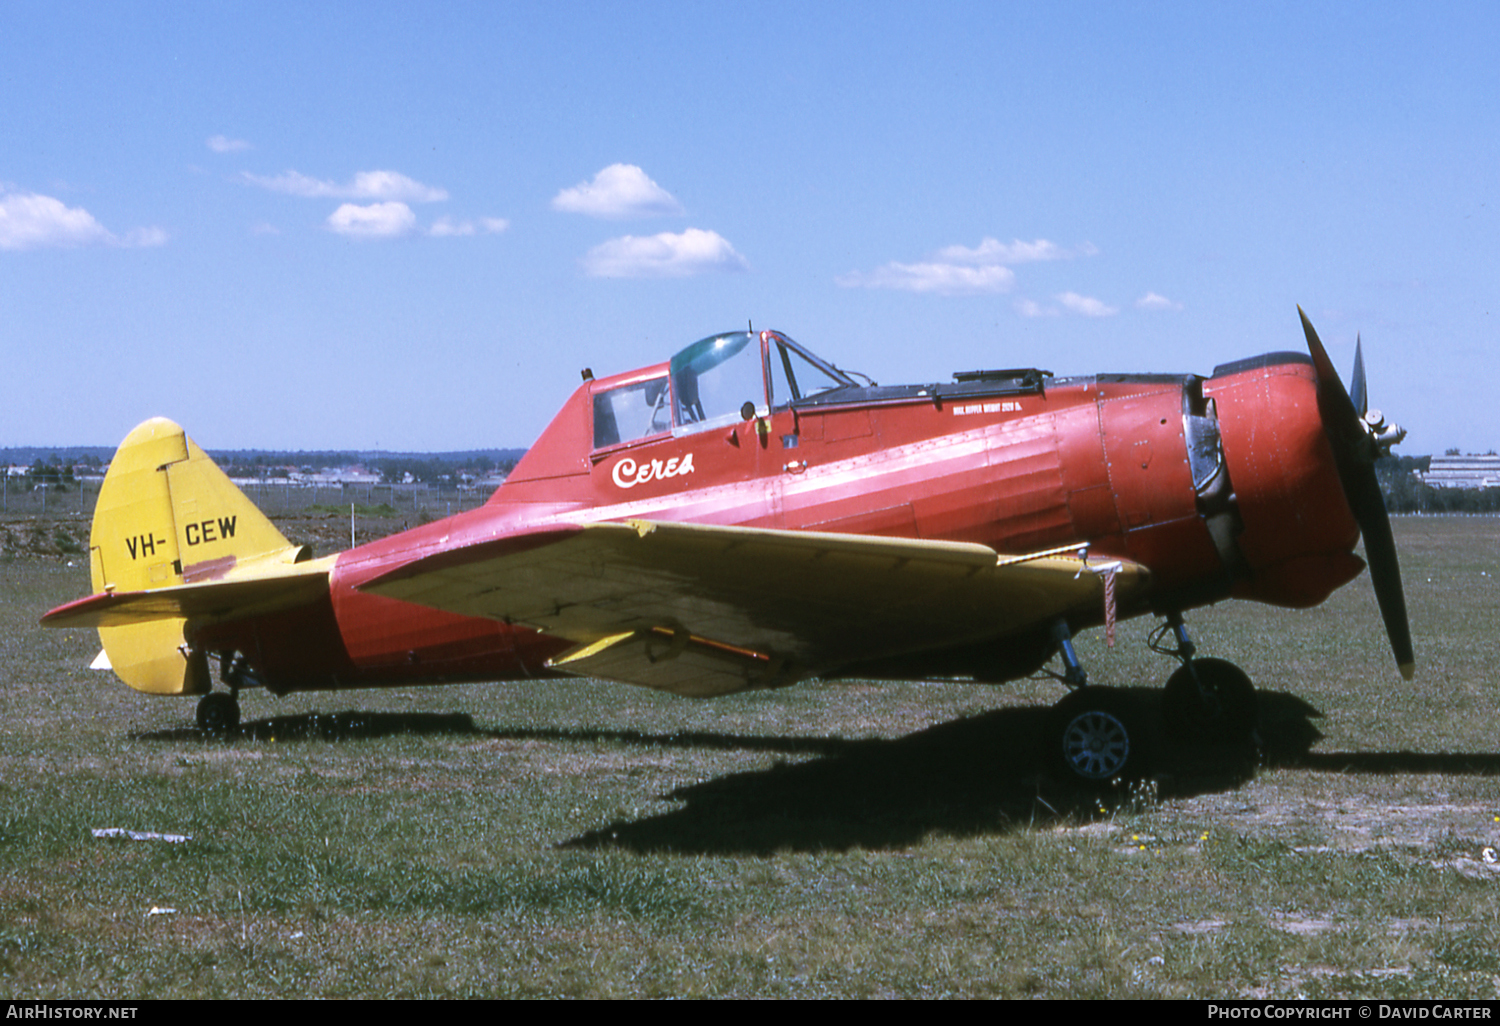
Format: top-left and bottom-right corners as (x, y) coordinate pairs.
(90, 418), (309, 695)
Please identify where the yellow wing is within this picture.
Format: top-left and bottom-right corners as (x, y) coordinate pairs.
(361, 519), (1149, 697)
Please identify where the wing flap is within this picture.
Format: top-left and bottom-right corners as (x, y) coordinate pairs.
(547, 628), (791, 697)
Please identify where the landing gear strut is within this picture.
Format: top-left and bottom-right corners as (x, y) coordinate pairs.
(1044, 619), (1155, 785)
(195, 653), (252, 735)
(1153, 614), (1258, 761)
(1042, 614), (1258, 787)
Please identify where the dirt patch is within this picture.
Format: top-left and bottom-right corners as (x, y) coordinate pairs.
(0, 518), (89, 558)
(1179, 779), (1500, 856)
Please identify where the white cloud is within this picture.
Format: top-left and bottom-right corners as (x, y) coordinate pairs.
(0, 192), (110, 249)
(552, 164), (685, 219)
(836, 262), (1016, 296)
(326, 202), (417, 238)
(207, 134), (252, 154)
(581, 228), (747, 278)
(933, 238), (1075, 265)
(245, 169), (449, 203)
(0, 191), (164, 250)
(428, 218), (473, 237)
(121, 226), (169, 248)
(428, 216), (509, 238)
(1057, 292), (1118, 317)
(1014, 298), (1057, 318)
(1135, 292), (1183, 311)
(839, 237), (1095, 297)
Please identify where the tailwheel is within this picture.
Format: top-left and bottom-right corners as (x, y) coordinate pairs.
(1047, 687), (1156, 785)
(1162, 657), (1257, 764)
(196, 692), (241, 735)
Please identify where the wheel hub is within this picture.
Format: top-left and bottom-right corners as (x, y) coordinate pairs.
(1062, 711), (1131, 779)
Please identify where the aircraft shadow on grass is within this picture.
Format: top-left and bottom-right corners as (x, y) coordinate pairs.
(133, 710), (484, 743)
(555, 691), (1247, 856)
(130, 692), (1500, 856)
(552, 691), (1500, 855)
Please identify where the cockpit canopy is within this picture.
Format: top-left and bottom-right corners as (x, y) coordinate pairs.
(671, 330), (854, 429)
(592, 331), (855, 450)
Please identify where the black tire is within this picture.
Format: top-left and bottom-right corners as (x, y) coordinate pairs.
(196, 692), (240, 735)
(1162, 657), (1257, 747)
(1047, 687), (1156, 784)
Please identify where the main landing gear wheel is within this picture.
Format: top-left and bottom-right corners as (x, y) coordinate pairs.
(1162, 657), (1257, 765)
(196, 692), (240, 735)
(1162, 658), (1256, 740)
(1047, 687), (1156, 785)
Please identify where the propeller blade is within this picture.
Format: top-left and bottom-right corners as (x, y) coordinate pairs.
(1298, 307), (1414, 679)
(1351, 335), (1367, 418)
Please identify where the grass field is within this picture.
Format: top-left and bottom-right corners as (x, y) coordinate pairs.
(3, 516), (1500, 998)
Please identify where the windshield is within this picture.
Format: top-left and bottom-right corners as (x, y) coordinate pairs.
(670, 332), (764, 430)
(667, 330), (858, 433)
(767, 335), (851, 406)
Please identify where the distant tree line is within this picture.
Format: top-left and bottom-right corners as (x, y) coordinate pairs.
(0, 456), (85, 489)
(217, 455), (291, 480)
(215, 451), (365, 476)
(5, 458), (79, 491)
(0, 446), (113, 466)
(374, 455), (517, 485)
(212, 451), (523, 484)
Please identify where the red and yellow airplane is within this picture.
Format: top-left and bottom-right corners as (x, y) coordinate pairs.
(42, 309), (1412, 785)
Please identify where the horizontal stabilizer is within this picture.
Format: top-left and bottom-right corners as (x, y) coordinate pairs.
(42, 557), (333, 629)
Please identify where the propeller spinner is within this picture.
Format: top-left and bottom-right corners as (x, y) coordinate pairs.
(1298, 307), (1415, 679)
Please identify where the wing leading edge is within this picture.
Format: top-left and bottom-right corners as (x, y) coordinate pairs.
(360, 519), (1150, 696)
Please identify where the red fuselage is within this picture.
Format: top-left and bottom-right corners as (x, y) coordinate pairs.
(196, 347), (1362, 694)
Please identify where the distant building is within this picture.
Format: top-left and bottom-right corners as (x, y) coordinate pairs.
(289, 466), (381, 486)
(1418, 455), (1500, 490)
(227, 466), (383, 487)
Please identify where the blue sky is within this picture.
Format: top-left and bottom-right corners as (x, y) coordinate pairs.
(2, 1), (1496, 454)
